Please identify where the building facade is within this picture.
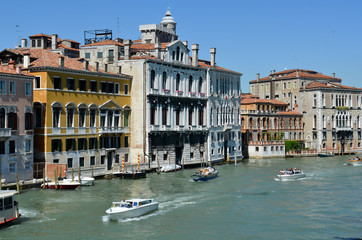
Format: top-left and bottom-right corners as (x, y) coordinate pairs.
(80, 10), (243, 168)
(300, 81), (362, 154)
(240, 94), (304, 158)
(0, 48), (132, 178)
(0, 63), (34, 183)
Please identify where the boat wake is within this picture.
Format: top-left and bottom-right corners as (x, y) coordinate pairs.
(19, 208), (38, 218)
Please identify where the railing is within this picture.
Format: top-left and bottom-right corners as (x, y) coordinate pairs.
(336, 126), (352, 131)
(0, 128), (11, 138)
(175, 90), (183, 96)
(99, 126), (129, 134)
(249, 141), (284, 145)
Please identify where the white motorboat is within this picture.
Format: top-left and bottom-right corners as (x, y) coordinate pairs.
(192, 167), (219, 181)
(105, 198), (159, 220)
(277, 168), (306, 180)
(0, 190), (20, 226)
(347, 157), (362, 166)
(72, 176), (95, 186)
(41, 180), (80, 189)
(160, 164), (181, 172)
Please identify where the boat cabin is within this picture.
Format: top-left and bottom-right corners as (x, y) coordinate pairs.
(112, 199), (153, 208)
(0, 190), (20, 225)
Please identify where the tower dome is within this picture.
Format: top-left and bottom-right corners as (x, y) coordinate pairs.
(160, 9), (176, 31)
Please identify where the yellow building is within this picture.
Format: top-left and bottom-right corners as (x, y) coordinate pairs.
(3, 48), (132, 178)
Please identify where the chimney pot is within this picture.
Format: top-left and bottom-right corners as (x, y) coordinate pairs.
(124, 39), (132, 60)
(21, 39), (27, 48)
(52, 34), (58, 50)
(192, 44), (199, 67)
(332, 73), (335, 78)
(84, 60), (89, 71)
(155, 43), (161, 59)
(257, 73), (260, 80)
(59, 56), (64, 68)
(23, 53), (30, 68)
(210, 48), (216, 68)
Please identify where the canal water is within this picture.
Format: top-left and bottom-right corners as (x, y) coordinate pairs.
(1, 156), (361, 240)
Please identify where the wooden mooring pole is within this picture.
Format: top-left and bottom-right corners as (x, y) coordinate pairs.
(43, 168), (46, 189)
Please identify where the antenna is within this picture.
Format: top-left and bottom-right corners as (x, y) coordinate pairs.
(117, 17), (120, 37)
(16, 24), (20, 46)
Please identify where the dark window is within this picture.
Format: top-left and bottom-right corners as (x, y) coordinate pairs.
(89, 138), (98, 149)
(101, 82), (108, 93)
(176, 109), (180, 126)
(78, 138), (87, 151)
(115, 154), (119, 163)
(189, 76), (193, 92)
(90, 81), (97, 92)
(67, 78), (75, 90)
(4, 197), (12, 210)
(176, 74), (180, 91)
(53, 77), (61, 89)
(53, 159), (59, 163)
(51, 139), (62, 152)
(66, 139), (76, 151)
(35, 108), (42, 127)
(0, 141), (5, 154)
(101, 155), (105, 165)
(79, 79), (86, 91)
(0, 108), (5, 128)
(150, 70), (155, 89)
(108, 82), (114, 93)
(9, 140), (15, 154)
(31, 39), (36, 48)
(7, 112), (17, 130)
(90, 156), (95, 166)
(162, 72), (167, 90)
(150, 107), (155, 125)
(79, 157), (84, 167)
(35, 77), (41, 88)
(37, 39), (41, 47)
(97, 52), (103, 58)
(90, 109), (96, 127)
(124, 84), (129, 95)
(25, 113), (33, 130)
(67, 158), (73, 168)
(199, 109), (204, 126)
(85, 52), (90, 59)
(189, 109), (193, 126)
(124, 136), (129, 148)
(162, 108), (167, 125)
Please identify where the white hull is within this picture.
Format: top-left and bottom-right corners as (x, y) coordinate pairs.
(106, 202), (159, 220)
(277, 173), (306, 180)
(347, 162), (362, 166)
(64, 177), (95, 186)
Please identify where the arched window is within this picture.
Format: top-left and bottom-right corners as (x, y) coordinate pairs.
(124, 108), (130, 127)
(25, 111), (33, 130)
(52, 102), (62, 128)
(66, 103), (76, 128)
(176, 46), (180, 61)
(89, 104), (98, 128)
(313, 115), (317, 129)
(0, 108), (5, 128)
(199, 77), (203, 93)
(176, 73), (180, 91)
(189, 76), (193, 93)
(150, 70), (155, 89)
(162, 71), (167, 90)
(78, 104), (87, 128)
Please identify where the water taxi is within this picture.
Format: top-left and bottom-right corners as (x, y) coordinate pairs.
(160, 164), (181, 173)
(277, 168), (306, 180)
(347, 157), (362, 166)
(105, 198), (159, 220)
(192, 167), (218, 181)
(0, 190), (20, 227)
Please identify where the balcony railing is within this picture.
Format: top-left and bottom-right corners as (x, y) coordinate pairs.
(99, 126), (129, 134)
(336, 126), (353, 131)
(0, 128), (11, 138)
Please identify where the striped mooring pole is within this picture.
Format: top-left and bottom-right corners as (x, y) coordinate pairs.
(137, 155), (140, 172)
(122, 155), (125, 173)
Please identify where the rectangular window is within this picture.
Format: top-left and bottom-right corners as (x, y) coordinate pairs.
(0, 141), (5, 154)
(7, 113), (17, 130)
(67, 78), (75, 90)
(101, 82), (108, 93)
(35, 76), (41, 89)
(79, 108), (86, 127)
(85, 52), (90, 59)
(124, 84), (129, 95)
(67, 108), (74, 127)
(9, 163), (16, 173)
(97, 52), (103, 58)
(115, 154), (119, 163)
(124, 111), (129, 127)
(25, 112), (33, 130)
(78, 138), (87, 151)
(8, 81), (15, 95)
(89, 138), (98, 149)
(0, 80), (6, 94)
(101, 155), (105, 165)
(124, 154), (129, 163)
(25, 82), (32, 96)
(124, 136), (129, 148)
(31, 39), (36, 47)
(67, 158), (73, 168)
(25, 140), (31, 152)
(37, 39), (41, 47)
(114, 83), (119, 94)
(90, 109), (96, 127)
(90, 81), (97, 92)
(66, 139), (76, 151)
(53, 159), (59, 164)
(108, 82), (114, 93)
(52, 139), (62, 152)
(79, 157), (84, 167)
(79, 79), (86, 91)
(9, 140), (15, 154)
(90, 156), (95, 166)
(53, 77), (61, 89)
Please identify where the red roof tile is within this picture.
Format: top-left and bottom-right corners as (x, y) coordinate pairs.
(305, 81), (361, 90)
(82, 39), (124, 47)
(241, 98), (288, 106)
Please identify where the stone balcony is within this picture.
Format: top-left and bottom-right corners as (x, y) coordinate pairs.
(0, 128), (11, 138)
(99, 126), (130, 134)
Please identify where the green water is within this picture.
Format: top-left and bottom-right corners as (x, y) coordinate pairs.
(1, 156), (361, 240)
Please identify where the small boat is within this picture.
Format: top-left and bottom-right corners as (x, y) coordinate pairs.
(160, 164), (181, 173)
(318, 152), (334, 157)
(192, 167), (218, 181)
(347, 157), (362, 166)
(41, 180), (80, 189)
(105, 198), (159, 220)
(113, 171), (146, 179)
(0, 190), (21, 227)
(64, 176), (95, 186)
(277, 168), (306, 180)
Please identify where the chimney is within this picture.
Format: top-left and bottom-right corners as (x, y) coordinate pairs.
(155, 43), (161, 59)
(192, 44), (199, 67)
(16, 65), (22, 74)
(52, 34), (58, 50)
(183, 41), (188, 48)
(257, 73), (260, 81)
(124, 39), (131, 60)
(59, 56), (64, 68)
(21, 39), (27, 48)
(296, 69), (299, 78)
(84, 60), (89, 71)
(210, 48), (216, 68)
(332, 73), (335, 78)
(95, 62), (99, 72)
(23, 53), (30, 68)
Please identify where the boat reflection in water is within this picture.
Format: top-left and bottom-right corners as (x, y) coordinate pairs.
(105, 198), (159, 220)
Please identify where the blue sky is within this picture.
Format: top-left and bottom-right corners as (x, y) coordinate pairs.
(1, 0), (362, 92)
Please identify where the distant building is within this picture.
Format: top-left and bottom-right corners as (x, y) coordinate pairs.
(80, 10), (243, 167)
(0, 62), (34, 183)
(300, 81), (362, 154)
(0, 48), (132, 179)
(240, 94), (303, 158)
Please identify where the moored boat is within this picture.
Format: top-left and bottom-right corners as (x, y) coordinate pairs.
(318, 152), (334, 157)
(160, 164), (181, 173)
(41, 180), (80, 189)
(113, 171), (146, 179)
(347, 156), (362, 166)
(0, 190), (20, 227)
(277, 168), (306, 180)
(192, 167), (218, 181)
(64, 176), (95, 186)
(105, 198), (159, 220)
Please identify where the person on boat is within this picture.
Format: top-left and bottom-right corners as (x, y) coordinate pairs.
(353, 156), (360, 160)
